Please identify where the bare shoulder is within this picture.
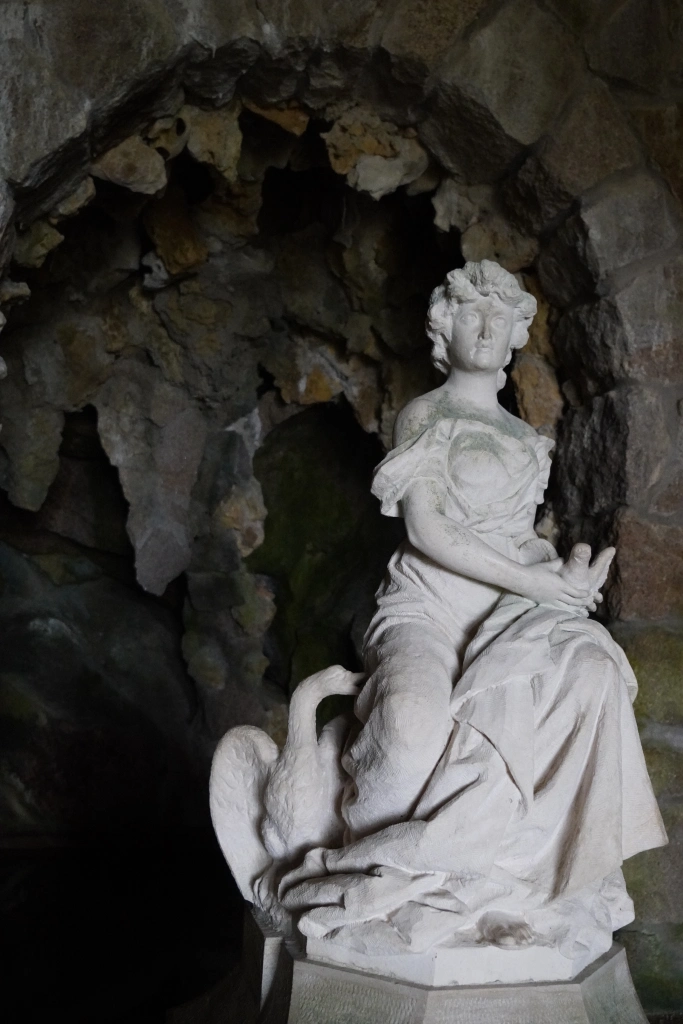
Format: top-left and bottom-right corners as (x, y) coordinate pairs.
(393, 393), (443, 445)
(500, 406), (538, 441)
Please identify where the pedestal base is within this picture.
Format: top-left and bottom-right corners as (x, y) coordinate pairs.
(288, 945), (647, 1024)
(243, 912), (649, 1024)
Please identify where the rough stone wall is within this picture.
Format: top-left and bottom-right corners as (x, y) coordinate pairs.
(1, 0), (683, 1013)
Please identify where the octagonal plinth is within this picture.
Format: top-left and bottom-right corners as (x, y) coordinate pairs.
(286, 945), (647, 1024)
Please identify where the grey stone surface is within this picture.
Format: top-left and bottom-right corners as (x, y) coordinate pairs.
(538, 172), (682, 307)
(553, 255), (683, 387)
(504, 79), (643, 232)
(421, 0), (581, 182)
(95, 359), (207, 595)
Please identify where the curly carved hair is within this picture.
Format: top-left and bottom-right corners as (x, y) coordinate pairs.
(427, 260), (537, 376)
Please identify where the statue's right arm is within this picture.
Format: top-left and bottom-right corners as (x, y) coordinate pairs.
(402, 480), (592, 608)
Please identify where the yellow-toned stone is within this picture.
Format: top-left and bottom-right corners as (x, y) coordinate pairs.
(243, 99), (310, 136)
(57, 323), (114, 406)
(91, 135), (167, 194)
(183, 102), (242, 184)
(197, 181), (263, 240)
(511, 351), (564, 436)
(213, 477), (267, 557)
(143, 182), (209, 275)
(322, 108), (397, 176)
(14, 220), (64, 268)
(49, 177), (96, 223)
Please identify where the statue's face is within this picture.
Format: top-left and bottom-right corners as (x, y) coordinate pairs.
(447, 295), (514, 374)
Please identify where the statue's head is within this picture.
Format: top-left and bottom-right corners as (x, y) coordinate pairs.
(426, 260), (537, 385)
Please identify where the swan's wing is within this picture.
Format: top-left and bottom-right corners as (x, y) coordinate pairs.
(210, 726), (279, 901)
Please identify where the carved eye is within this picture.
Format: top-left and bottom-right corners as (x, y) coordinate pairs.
(459, 311), (478, 326)
(491, 315), (507, 328)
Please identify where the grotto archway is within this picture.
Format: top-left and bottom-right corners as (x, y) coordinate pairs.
(1, 1), (683, 1017)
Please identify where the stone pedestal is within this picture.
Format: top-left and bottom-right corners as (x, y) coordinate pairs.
(246, 912), (649, 1024)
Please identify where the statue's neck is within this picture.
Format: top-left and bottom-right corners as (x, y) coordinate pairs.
(444, 369), (501, 413)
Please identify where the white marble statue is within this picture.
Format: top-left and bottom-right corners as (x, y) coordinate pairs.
(210, 260), (667, 980)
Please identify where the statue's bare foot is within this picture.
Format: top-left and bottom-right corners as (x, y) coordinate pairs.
(476, 910), (536, 948)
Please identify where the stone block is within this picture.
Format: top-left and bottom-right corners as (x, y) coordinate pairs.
(91, 134), (168, 194)
(286, 945), (647, 1024)
(421, 0), (581, 182)
(538, 171), (682, 307)
(556, 385), (670, 522)
(587, 0), (681, 97)
(94, 359), (207, 595)
(632, 105), (683, 206)
(610, 510), (683, 620)
(380, 0), (490, 72)
(504, 80), (643, 232)
(553, 256), (683, 386)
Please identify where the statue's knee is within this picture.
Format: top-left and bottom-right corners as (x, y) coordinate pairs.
(571, 645), (619, 705)
(380, 684), (451, 747)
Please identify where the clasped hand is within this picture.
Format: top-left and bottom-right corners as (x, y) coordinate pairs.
(516, 542), (615, 615)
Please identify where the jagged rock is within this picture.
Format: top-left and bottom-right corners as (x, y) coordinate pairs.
(322, 106), (398, 176)
(421, 0), (581, 181)
(511, 281), (563, 435)
(183, 102), (242, 184)
(242, 99), (310, 136)
(14, 220), (65, 269)
(152, 248), (276, 404)
(538, 171), (682, 307)
(0, 279), (29, 307)
(92, 135), (168, 194)
(461, 213), (538, 272)
(504, 80), (643, 232)
(94, 359), (207, 595)
(553, 256), (683, 387)
(213, 476), (267, 558)
(230, 572), (277, 636)
(348, 135), (429, 201)
(146, 114), (190, 160)
(143, 182), (209, 274)
(195, 179), (263, 240)
(263, 331), (381, 434)
(49, 177), (96, 223)
(272, 223), (350, 338)
(33, 449), (130, 556)
(432, 179), (489, 233)
(0, 320), (71, 510)
(141, 251), (172, 290)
